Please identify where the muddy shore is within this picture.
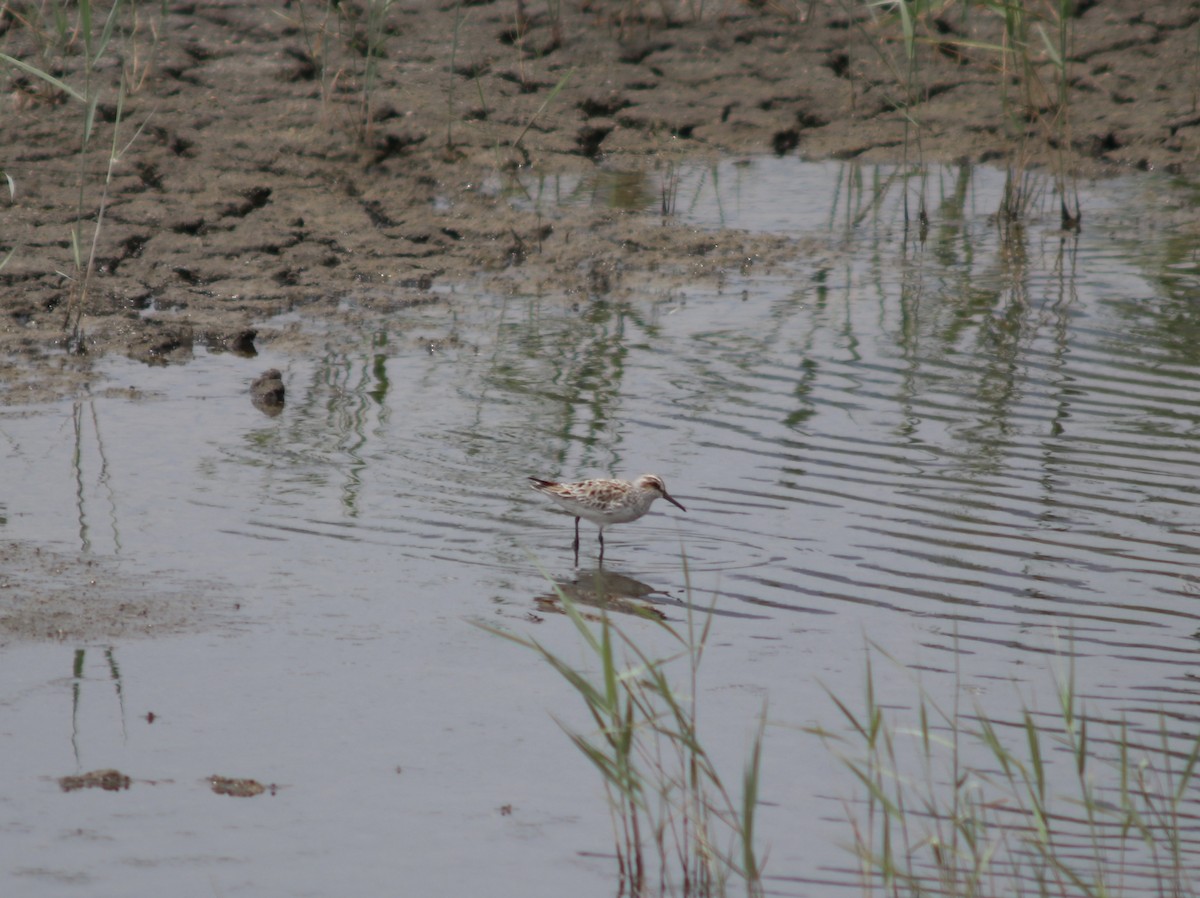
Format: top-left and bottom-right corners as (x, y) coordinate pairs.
(1, 0), (1198, 403)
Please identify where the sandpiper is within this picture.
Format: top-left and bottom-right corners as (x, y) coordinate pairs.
(528, 474), (686, 565)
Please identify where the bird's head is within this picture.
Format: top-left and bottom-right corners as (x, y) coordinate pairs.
(636, 474), (686, 512)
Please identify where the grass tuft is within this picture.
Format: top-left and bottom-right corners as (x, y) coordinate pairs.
(813, 639), (1200, 897)
(850, 0), (1081, 227)
(0, 0), (153, 350)
(481, 559), (765, 897)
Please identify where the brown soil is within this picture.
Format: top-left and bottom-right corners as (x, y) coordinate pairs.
(2, 0), (1199, 403)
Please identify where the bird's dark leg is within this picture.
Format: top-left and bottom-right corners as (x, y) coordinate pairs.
(598, 528), (605, 566)
(572, 517), (580, 567)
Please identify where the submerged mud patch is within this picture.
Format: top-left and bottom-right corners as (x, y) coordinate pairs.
(208, 775), (277, 798)
(58, 770), (133, 793)
(0, 544), (230, 643)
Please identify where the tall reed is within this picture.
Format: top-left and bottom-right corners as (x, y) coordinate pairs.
(483, 564), (765, 897)
(66, 79), (150, 348)
(853, 0), (1081, 227)
(0, 0), (150, 348)
(359, 0), (396, 144)
(280, 0), (397, 144)
(812, 641), (1200, 897)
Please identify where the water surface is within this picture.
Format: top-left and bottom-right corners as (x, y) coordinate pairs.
(3, 160), (1199, 896)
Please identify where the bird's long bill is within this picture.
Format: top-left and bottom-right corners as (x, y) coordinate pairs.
(665, 494), (687, 512)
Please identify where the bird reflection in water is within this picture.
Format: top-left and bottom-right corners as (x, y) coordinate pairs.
(533, 569), (668, 620)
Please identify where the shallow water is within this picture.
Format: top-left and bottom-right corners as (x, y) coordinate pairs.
(3, 160), (1200, 896)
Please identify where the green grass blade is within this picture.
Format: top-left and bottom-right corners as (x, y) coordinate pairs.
(514, 65), (576, 149)
(1035, 23), (1063, 69)
(1023, 711), (1045, 803)
(741, 702), (767, 895)
(897, 1), (915, 61)
(1174, 732), (1200, 804)
(0, 54), (86, 103)
(80, 0), (94, 55)
(96, 0), (126, 61)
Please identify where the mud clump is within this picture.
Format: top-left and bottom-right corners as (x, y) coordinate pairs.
(250, 368), (285, 415)
(59, 770), (132, 793)
(208, 776), (275, 798)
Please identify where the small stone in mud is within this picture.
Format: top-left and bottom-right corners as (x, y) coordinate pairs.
(208, 775), (271, 797)
(398, 274), (435, 290)
(208, 328), (258, 357)
(250, 368), (285, 415)
(59, 769), (132, 792)
(126, 324), (194, 366)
